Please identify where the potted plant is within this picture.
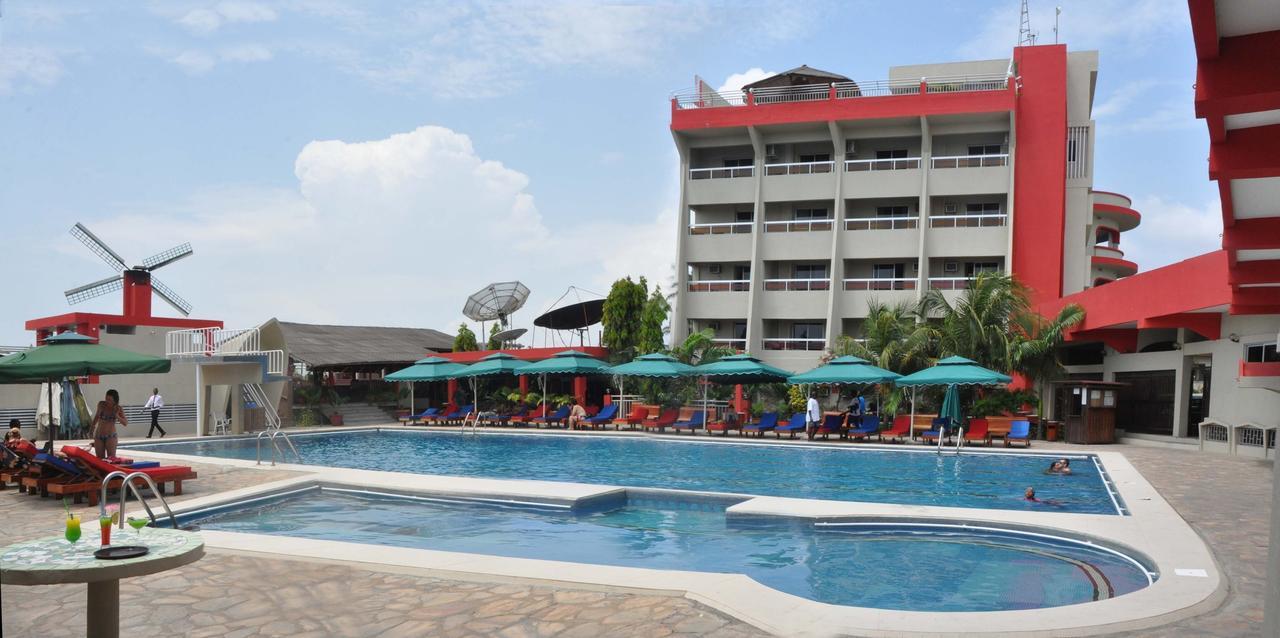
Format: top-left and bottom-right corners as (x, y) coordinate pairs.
(329, 393), (346, 426)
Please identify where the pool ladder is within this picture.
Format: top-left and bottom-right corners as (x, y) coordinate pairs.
(256, 429), (302, 465)
(938, 426), (965, 455)
(100, 471), (179, 529)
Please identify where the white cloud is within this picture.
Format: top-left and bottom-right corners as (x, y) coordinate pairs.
(220, 44), (274, 63)
(1120, 196), (1222, 272)
(0, 47), (67, 95)
(714, 68), (776, 104)
(80, 125), (674, 339)
(170, 50), (218, 74)
(176, 1), (279, 34)
(958, 0), (1188, 60)
(152, 44), (274, 74)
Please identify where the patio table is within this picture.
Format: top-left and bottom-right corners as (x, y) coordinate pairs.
(1, 528), (204, 638)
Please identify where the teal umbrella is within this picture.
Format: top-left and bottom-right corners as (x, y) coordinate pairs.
(517, 350), (611, 414)
(894, 356), (1011, 387)
(939, 384), (963, 427)
(787, 355), (900, 385)
(607, 353), (695, 378)
(453, 353), (530, 415)
(693, 354), (792, 423)
(384, 357), (467, 413)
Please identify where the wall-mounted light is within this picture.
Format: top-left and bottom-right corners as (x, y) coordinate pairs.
(1229, 334), (1240, 343)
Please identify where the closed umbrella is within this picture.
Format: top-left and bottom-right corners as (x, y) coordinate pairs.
(895, 356), (1011, 451)
(384, 356), (467, 413)
(0, 331), (172, 452)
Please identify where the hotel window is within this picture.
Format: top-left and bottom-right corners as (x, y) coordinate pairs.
(723, 158), (752, 167)
(794, 208), (830, 220)
(733, 321), (748, 340)
(876, 149), (908, 159)
(968, 144), (1002, 156)
(964, 261), (1001, 276)
(965, 202), (1002, 215)
(791, 323), (825, 340)
(735, 210), (754, 222)
(798, 153), (831, 163)
(794, 264), (828, 280)
(1245, 342), (1280, 363)
(733, 264), (750, 281)
(872, 263), (905, 279)
(876, 205), (909, 217)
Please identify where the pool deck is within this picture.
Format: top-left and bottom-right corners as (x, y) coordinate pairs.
(1, 424), (1269, 636)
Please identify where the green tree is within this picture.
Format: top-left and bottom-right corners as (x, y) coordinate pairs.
(453, 323), (479, 352)
(831, 299), (936, 417)
(1011, 303), (1087, 388)
(487, 323), (503, 350)
(637, 285), (670, 355)
(601, 276), (649, 362)
(919, 272), (1026, 373)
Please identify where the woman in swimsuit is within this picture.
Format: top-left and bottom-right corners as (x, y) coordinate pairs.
(93, 389), (127, 459)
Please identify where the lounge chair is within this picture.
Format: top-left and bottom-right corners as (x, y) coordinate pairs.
(774, 413), (808, 439)
(847, 415), (882, 441)
(672, 410), (707, 434)
(741, 412), (778, 437)
(877, 415), (912, 443)
(706, 412), (742, 436)
(20, 452), (92, 499)
(62, 446), (198, 496)
(642, 408), (679, 433)
(582, 404), (619, 429)
(813, 413), (846, 440)
(919, 417), (953, 445)
(963, 418), (991, 446)
(402, 407), (440, 425)
(485, 405), (528, 426)
(439, 404), (474, 425)
(531, 405), (571, 428)
(613, 406), (649, 430)
(1004, 420), (1032, 448)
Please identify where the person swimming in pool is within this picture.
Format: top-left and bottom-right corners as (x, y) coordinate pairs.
(1045, 458), (1073, 475)
(1024, 486), (1063, 507)
(92, 389), (128, 460)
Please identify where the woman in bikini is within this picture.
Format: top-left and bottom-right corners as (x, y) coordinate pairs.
(92, 389), (127, 459)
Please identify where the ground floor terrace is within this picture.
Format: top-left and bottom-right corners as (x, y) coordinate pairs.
(0, 426), (1268, 637)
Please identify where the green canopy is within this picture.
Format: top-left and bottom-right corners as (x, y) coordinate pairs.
(787, 355), (900, 386)
(385, 357), (467, 382)
(694, 354), (792, 384)
(607, 353), (695, 378)
(893, 356), (1011, 387)
(454, 352), (530, 379)
(939, 384), (963, 426)
(517, 350), (611, 376)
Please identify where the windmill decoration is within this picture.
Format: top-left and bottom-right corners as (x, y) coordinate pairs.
(64, 222), (195, 318)
(463, 281), (530, 349)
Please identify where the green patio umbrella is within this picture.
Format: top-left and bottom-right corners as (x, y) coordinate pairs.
(693, 354), (792, 423)
(607, 354), (696, 419)
(453, 353), (530, 417)
(0, 331), (172, 452)
(895, 356), (1010, 451)
(517, 351), (611, 415)
(939, 384), (963, 428)
(384, 357), (467, 412)
(787, 355), (900, 385)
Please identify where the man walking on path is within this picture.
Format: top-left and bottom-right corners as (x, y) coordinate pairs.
(806, 394), (821, 440)
(144, 388), (166, 438)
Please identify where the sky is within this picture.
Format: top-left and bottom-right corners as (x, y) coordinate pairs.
(0, 0), (1219, 346)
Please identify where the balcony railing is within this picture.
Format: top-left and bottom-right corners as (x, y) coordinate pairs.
(762, 338), (827, 351)
(929, 214), (1008, 228)
(928, 277), (974, 290)
(845, 216), (918, 231)
(843, 278), (918, 291)
(844, 157), (921, 172)
(712, 338), (747, 350)
(688, 222), (752, 235)
(764, 161), (835, 176)
(166, 326), (285, 376)
(690, 166), (753, 180)
(1093, 245), (1125, 259)
(688, 280), (750, 292)
(763, 278), (830, 292)
(931, 154), (1009, 169)
(671, 73), (1006, 109)
(764, 220), (833, 232)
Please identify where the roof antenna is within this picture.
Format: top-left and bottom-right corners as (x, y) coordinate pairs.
(1018, 0), (1038, 47)
(1054, 6), (1061, 44)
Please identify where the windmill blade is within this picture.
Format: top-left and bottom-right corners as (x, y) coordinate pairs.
(150, 276), (192, 316)
(64, 275), (124, 305)
(70, 223), (127, 272)
(142, 243), (193, 270)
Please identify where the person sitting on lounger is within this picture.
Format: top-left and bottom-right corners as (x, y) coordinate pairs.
(5, 419), (22, 445)
(567, 399), (588, 429)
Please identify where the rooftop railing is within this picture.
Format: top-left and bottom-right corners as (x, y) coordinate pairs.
(166, 326), (285, 376)
(672, 73), (1009, 110)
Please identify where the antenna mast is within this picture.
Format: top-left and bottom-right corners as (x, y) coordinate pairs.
(1018, 0), (1037, 46)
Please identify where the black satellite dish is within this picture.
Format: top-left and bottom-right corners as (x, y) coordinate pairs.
(534, 299), (605, 330)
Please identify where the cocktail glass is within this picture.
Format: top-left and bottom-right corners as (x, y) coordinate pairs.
(65, 514), (81, 545)
(99, 514), (113, 547)
(127, 517), (148, 537)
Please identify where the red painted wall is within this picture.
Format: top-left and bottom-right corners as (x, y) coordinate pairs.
(1011, 45), (1069, 306)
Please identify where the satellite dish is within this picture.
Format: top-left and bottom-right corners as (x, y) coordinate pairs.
(463, 281), (530, 326)
(492, 328), (527, 343)
(534, 299), (605, 330)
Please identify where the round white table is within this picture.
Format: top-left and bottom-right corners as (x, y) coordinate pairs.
(1, 527), (204, 638)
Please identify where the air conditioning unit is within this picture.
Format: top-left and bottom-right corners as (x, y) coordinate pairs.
(943, 202), (958, 214)
(708, 321), (721, 331)
(911, 261), (919, 272)
(765, 144), (780, 161)
(944, 261), (959, 273)
(708, 264), (722, 275)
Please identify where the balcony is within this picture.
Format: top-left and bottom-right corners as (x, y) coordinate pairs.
(843, 278), (917, 291)
(688, 222), (752, 236)
(1093, 245), (1125, 260)
(929, 154), (1010, 196)
(844, 216), (918, 231)
(930, 154), (1008, 169)
(689, 166), (753, 180)
(1091, 253), (1138, 278)
(844, 157), (921, 172)
(688, 280), (750, 292)
(928, 213), (1008, 228)
(928, 277), (973, 290)
(840, 278), (917, 317)
(763, 219), (834, 233)
(711, 338), (747, 350)
(762, 338), (826, 351)
(166, 326), (285, 377)
(1092, 190), (1142, 232)
(763, 278), (830, 292)
(764, 161), (834, 176)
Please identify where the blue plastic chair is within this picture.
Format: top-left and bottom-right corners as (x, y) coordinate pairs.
(920, 417), (953, 444)
(672, 410), (707, 434)
(775, 413), (808, 439)
(742, 412), (778, 437)
(1005, 420), (1032, 447)
(532, 405), (571, 428)
(848, 414), (881, 440)
(403, 407), (439, 424)
(814, 413), (846, 439)
(584, 404), (619, 428)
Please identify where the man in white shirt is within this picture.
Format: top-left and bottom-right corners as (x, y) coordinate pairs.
(144, 388), (166, 438)
(806, 394), (821, 440)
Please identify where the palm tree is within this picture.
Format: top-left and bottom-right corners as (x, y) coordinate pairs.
(1011, 303), (1087, 388)
(670, 329), (734, 366)
(831, 300), (935, 416)
(919, 272), (1028, 373)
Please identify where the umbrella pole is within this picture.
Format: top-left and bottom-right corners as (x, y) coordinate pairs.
(45, 378), (56, 454)
(701, 375), (708, 430)
(909, 387), (916, 446)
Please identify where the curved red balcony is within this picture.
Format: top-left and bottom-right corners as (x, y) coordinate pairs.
(1092, 190), (1141, 232)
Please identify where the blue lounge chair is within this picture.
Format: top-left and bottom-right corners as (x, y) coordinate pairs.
(1004, 420), (1032, 448)
(672, 410), (707, 434)
(847, 414), (881, 440)
(485, 405), (528, 426)
(441, 404), (474, 425)
(919, 417), (953, 444)
(814, 413), (846, 439)
(403, 407), (440, 424)
(775, 413), (808, 439)
(532, 405), (571, 428)
(583, 404), (619, 429)
(741, 412), (778, 437)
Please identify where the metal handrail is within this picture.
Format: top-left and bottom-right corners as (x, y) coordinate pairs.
(763, 219), (833, 232)
(834, 79), (920, 98)
(672, 73), (1008, 110)
(764, 161), (835, 175)
(762, 278), (830, 291)
(844, 157), (921, 171)
(928, 277), (979, 290)
(256, 429), (300, 465)
(752, 84), (829, 104)
(844, 216), (918, 231)
(843, 278), (917, 291)
(687, 280), (750, 292)
(928, 213), (1008, 228)
(100, 470), (178, 529)
(689, 166), (753, 179)
(688, 222), (753, 235)
(930, 153), (1009, 169)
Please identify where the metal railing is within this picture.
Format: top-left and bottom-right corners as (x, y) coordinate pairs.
(100, 471), (178, 529)
(243, 383), (281, 429)
(931, 154), (1009, 169)
(835, 78), (921, 98)
(687, 280), (750, 292)
(762, 338), (826, 351)
(688, 222), (752, 235)
(844, 216), (918, 231)
(843, 278), (918, 291)
(763, 220), (833, 232)
(671, 87), (743, 109)
(672, 73), (1008, 110)
(929, 214), (1008, 228)
(166, 326), (284, 375)
(928, 277), (975, 290)
(689, 166), (753, 179)
(924, 74), (1009, 93)
(711, 338), (747, 349)
(763, 278), (830, 292)
(256, 429), (301, 465)
(764, 161), (835, 176)
(752, 83), (830, 104)
(844, 157), (921, 172)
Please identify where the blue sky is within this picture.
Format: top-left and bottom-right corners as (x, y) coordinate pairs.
(0, 0), (1217, 346)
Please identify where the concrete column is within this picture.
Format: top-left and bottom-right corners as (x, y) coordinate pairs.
(671, 134), (692, 346)
(916, 116), (932, 302)
(825, 121), (847, 342)
(194, 364), (204, 437)
(230, 383), (244, 434)
(745, 126), (767, 352)
(1172, 355), (1193, 438)
(1265, 456), (1280, 635)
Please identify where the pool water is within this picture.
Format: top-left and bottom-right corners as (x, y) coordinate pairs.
(132, 430), (1122, 514)
(186, 489), (1151, 611)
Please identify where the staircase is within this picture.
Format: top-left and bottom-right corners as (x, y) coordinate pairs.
(332, 402), (398, 426)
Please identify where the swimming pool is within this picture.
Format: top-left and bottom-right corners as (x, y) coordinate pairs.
(131, 430), (1123, 514)
(183, 487), (1151, 611)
